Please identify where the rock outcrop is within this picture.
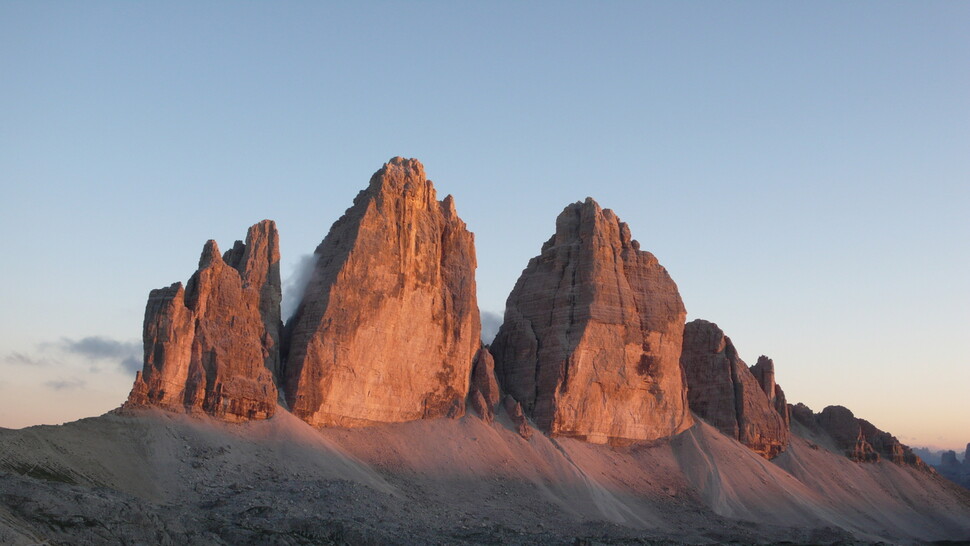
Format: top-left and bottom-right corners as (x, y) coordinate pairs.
(283, 158), (480, 427)
(680, 320), (789, 459)
(125, 221), (281, 422)
(468, 345), (500, 422)
(792, 403), (928, 469)
(503, 396), (533, 439)
(750, 356), (791, 427)
(490, 198), (692, 445)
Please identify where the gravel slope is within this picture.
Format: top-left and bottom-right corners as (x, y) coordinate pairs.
(1, 406), (968, 545)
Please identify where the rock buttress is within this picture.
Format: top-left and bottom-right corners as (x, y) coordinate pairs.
(680, 319), (789, 459)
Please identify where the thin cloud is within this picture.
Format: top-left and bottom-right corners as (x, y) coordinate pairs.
(282, 254), (318, 321)
(3, 352), (61, 367)
(53, 336), (140, 361)
(481, 310), (503, 345)
(120, 355), (142, 374)
(44, 379), (86, 391)
(52, 336), (141, 374)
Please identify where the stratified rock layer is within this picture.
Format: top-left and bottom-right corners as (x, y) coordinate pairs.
(491, 198), (692, 445)
(284, 158), (480, 427)
(680, 320), (789, 459)
(126, 221), (281, 422)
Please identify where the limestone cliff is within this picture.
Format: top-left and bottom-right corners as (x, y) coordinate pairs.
(125, 220), (281, 422)
(491, 198), (692, 444)
(283, 158), (480, 427)
(680, 320), (789, 459)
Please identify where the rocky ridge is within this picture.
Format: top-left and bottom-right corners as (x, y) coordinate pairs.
(791, 403), (928, 469)
(490, 198), (693, 445)
(679, 319), (790, 459)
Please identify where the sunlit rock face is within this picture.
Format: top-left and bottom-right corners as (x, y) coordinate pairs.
(126, 221), (281, 422)
(491, 198), (692, 445)
(680, 319), (789, 459)
(283, 158), (480, 427)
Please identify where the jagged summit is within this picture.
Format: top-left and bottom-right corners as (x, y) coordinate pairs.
(491, 197), (692, 444)
(125, 220), (281, 422)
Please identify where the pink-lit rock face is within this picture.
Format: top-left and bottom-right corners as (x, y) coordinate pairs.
(126, 221), (281, 422)
(283, 158), (480, 427)
(680, 320), (789, 459)
(491, 198), (692, 445)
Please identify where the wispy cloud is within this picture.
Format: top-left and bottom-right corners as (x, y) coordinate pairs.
(481, 310), (503, 344)
(3, 351), (61, 367)
(44, 379), (86, 391)
(282, 254), (318, 321)
(4, 336), (141, 375)
(49, 336), (140, 362)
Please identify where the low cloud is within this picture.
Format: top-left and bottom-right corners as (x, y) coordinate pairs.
(5, 336), (141, 375)
(481, 310), (503, 344)
(3, 352), (61, 367)
(44, 379), (86, 391)
(282, 254), (318, 321)
(52, 336), (140, 362)
(120, 356), (142, 374)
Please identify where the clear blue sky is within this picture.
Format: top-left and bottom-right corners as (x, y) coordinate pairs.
(1, 2), (967, 450)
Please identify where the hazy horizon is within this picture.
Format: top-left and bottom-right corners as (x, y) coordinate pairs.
(1, 3), (967, 451)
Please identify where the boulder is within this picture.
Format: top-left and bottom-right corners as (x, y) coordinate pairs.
(283, 158), (480, 427)
(491, 198), (692, 444)
(125, 221), (281, 422)
(680, 320), (789, 459)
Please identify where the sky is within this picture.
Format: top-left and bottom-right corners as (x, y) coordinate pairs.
(1, 2), (967, 451)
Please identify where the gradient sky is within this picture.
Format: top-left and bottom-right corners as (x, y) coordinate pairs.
(1, 3), (967, 451)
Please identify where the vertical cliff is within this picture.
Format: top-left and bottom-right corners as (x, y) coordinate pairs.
(125, 220), (281, 421)
(680, 319), (789, 459)
(283, 158), (480, 427)
(491, 198), (692, 444)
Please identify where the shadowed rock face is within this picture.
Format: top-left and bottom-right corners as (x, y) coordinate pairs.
(468, 345), (500, 422)
(125, 221), (281, 422)
(791, 403), (929, 469)
(680, 320), (789, 459)
(491, 198), (692, 445)
(750, 355), (791, 427)
(283, 158), (480, 427)
(813, 405), (929, 468)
